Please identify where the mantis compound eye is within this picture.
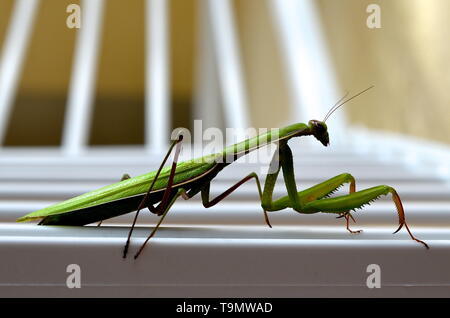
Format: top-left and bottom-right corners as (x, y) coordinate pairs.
(308, 120), (327, 132)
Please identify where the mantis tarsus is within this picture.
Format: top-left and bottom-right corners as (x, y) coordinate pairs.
(17, 86), (429, 258)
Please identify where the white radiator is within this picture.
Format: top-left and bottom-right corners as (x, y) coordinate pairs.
(1, 140), (450, 297)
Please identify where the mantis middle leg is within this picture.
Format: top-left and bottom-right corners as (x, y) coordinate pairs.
(200, 172), (272, 227)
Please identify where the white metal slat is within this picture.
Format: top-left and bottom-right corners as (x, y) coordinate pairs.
(0, 0), (39, 145)
(146, 0), (170, 153)
(194, 0), (223, 130)
(207, 0), (250, 142)
(270, 0), (347, 144)
(2, 181), (449, 200)
(1, 225), (450, 297)
(62, 0), (104, 155)
(4, 200), (450, 227)
(0, 162), (441, 181)
(352, 126), (450, 181)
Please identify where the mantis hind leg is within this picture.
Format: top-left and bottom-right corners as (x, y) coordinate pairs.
(302, 185), (429, 249)
(124, 135), (184, 259)
(133, 188), (189, 259)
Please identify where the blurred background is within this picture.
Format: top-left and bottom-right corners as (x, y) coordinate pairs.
(0, 0), (449, 148)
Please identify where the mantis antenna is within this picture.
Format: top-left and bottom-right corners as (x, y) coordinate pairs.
(323, 85), (374, 122)
(323, 91), (349, 122)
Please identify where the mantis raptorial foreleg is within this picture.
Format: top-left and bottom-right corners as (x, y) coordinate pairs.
(261, 146), (354, 211)
(200, 172), (272, 227)
(261, 140), (313, 212)
(260, 141), (428, 248)
(300, 185), (430, 247)
(261, 140), (349, 212)
(296, 172), (361, 233)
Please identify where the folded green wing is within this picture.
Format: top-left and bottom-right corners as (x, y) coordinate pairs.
(17, 159), (216, 222)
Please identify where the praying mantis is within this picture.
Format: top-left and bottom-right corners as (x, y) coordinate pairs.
(17, 86), (429, 259)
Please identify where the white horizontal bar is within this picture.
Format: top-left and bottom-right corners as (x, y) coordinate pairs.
(0, 151), (375, 166)
(0, 224), (448, 297)
(0, 163), (433, 181)
(3, 200), (450, 227)
(0, 139), (366, 158)
(351, 126), (450, 182)
(3, 223), (450, 240)
(0, 157), (406, 168)
(0, 181), (449, 203)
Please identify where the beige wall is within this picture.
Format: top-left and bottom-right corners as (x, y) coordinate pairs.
(235, 0), (290, 129)
(1, 0), (449, 145)
(317, 0), (450, 145)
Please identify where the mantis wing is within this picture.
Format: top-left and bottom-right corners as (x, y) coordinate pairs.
(17, 159), (216, 222)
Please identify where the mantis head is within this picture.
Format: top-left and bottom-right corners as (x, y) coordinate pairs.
(309, 85), (374, 147)
(308, 120), (329, 146)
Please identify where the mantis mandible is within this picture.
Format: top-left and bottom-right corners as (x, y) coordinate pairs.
(17, 86), (429, 258)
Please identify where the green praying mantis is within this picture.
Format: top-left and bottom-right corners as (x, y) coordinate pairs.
(17, 86), (429, 259)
